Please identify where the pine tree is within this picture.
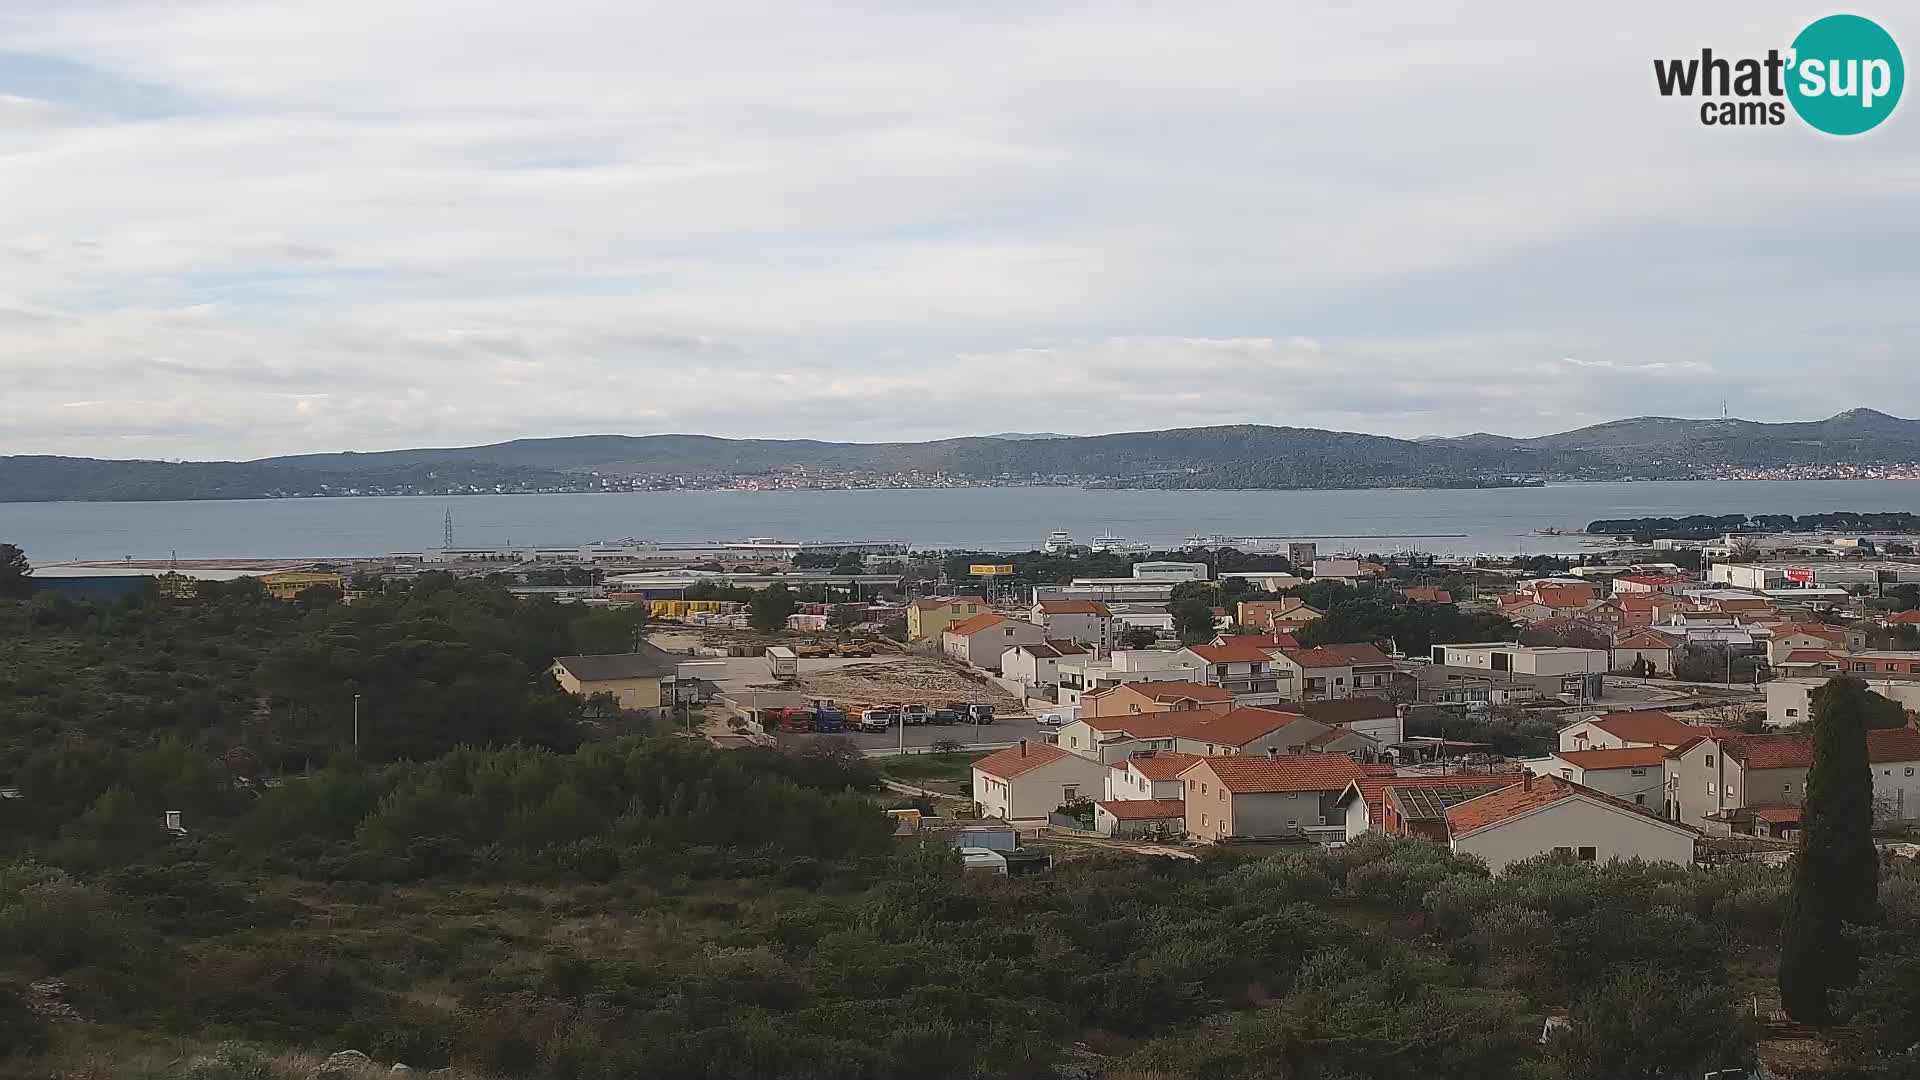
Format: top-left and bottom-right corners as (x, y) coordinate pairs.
(1778, 676), (1881, 1024)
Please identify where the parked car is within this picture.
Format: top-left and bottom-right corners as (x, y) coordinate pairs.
(901, 703), (930, 725)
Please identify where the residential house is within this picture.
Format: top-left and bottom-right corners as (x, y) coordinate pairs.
(1334, 772), (1523, 841)
(1766, 622), (1843, 664)
(907, 595), (989, 641)
(1523, 746), (1669, 809)
(1306, 642), (1396, 694)
(1058, 704), (1330, 762)
(1767, 675), (1920, 728)
(1267, 646), (1360, 701)
(1403, 586), (1453, 604)
(1845, 650), (1920, 679)
(1612, 629), (1678, 675)
(1305, 725), (1386, 758)
(1030, 599), (1118, 651)
(550, 646), (680, 715)
(1557, 709), (1711, 753)
(1104, 750), (1204, 801)
(942, 613), (1047, 671)
(1236, 598), (1323, 634)
(1884, 610), (1920, 629)
(1080, 680), (1235, 720)
(1180, 753), (1368, 842)
(1054, 649), (1206, 706)
(1444, 774), (1698, 873)
(971, 739), (1111, 823)
(1667, 726), (1920, 828)
(1093, 798), (1188, 839)
(1772, 650), (1848, 680)
(1181, 639), (1291, 700)
(1264, 696), (1404, 744)
(1311, 558), (1364, 583)
(1000, 640), (1088, 689)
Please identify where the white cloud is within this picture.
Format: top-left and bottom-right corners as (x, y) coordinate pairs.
(0, 1), (1916, 458)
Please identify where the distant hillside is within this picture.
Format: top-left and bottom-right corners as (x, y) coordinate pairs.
(3, 409), (1917, 501)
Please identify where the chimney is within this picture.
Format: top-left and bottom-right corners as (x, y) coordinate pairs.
(1019, 739), (1028, 757)
(1521, 773), (1534, 791)
(1267, 746), (1279, 759)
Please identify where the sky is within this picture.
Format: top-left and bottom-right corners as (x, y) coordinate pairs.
(2, 1), (1917, 460)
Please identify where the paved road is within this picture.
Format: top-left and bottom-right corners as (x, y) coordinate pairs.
(797, 716), (1054, 754)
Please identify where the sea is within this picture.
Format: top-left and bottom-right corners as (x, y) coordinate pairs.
(8, 479), (1920, 564)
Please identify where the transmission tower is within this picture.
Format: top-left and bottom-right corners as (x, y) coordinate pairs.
(443, 509), (455, 549)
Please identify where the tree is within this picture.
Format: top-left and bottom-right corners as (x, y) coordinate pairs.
(1119, 626), (1159, 650)
(748, 583), (798, 632)
(0, 544), (29, 600)
(1548, 964), (1755, 1079)
(1170, 598), (1216, 645)
(1780, 676), (1882, 1024)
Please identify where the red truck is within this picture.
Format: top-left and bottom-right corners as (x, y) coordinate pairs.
(775, 707), (815, 733)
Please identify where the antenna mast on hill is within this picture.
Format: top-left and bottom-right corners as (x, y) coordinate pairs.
(443, 509), (455, 549)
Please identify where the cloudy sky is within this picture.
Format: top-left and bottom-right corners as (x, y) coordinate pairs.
(3, 2), (1916, 460)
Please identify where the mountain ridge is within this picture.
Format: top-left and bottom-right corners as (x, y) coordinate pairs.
(2, 410), (1914, 502)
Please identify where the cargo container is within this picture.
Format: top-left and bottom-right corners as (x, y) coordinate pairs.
(765, 646), (798, 680)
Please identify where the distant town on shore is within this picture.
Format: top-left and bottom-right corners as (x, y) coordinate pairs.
(8, 408), (1920, 502)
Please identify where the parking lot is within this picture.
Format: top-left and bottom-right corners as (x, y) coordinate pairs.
(829, 714), (1054, 755)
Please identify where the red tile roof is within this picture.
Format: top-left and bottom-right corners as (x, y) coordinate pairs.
(1618, 574), (1689, 586)
(1706, 727), (1920, 770)
(1577, 710), (1710, 747)
(1444, 774), (1689, 838)
(1551, 746), (1670, 770)
(1182, 708), (1312, 747)
(1121, 751), (1205, 781)
(1186, 640), (1282, 664)
(973, 740), (1075, 779)
(1187, 753), (1367, 794)
(1215, 632), (1301, 651)
(1615, 594), (1660, 611)
(1614, 630), (1675, 649)
(945, 612), (1008, 636)
(1358, 762), (1397, 777)
(1307, 642), (1395, 666)
(1403, 587), (1453, 604)
(1774, 623), (1847, 641)
(1780, 649), (1845, 665)
(1266, 696), (1398, 726)
(1285, 646), (1369, 669)
(1096, 798), (1186, 820)
(1134, 680), (1233, 704)
(1888, 611), (1920, 625)
(1036, 599), (1113, 616)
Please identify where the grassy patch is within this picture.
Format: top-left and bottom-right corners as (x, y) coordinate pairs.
(876, 751), (987, 788)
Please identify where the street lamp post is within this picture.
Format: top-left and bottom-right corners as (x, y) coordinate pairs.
(352, 694), (362, 749)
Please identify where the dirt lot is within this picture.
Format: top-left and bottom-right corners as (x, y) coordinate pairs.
(796, 658), (1019, 710)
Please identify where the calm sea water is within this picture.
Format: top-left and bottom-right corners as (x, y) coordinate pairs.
(8, 480), (1920, 563)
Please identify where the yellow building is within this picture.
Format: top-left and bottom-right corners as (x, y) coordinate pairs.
(906, 595), (990, 641)
(258, 570), (346, 601)
(550, 647), (679, 715)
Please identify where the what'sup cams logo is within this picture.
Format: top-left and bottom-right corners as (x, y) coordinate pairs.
(1654, 13), (1903, 133)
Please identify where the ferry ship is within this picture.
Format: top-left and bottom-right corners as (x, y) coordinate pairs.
(1042, 530), (1076, 553)
(1089, 531), (1125, 552)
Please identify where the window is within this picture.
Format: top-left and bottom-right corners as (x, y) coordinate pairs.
(1784, 784), (1793, 794)
(1062, 785), (1077, 801)
(1908, 768), (1916, 777)
(1707, 782), (1716, 796)
(1578, 846), (1597, 862)
(1554, 846), (1573, 856)
(1318, 815), (1328, 826)
(1201, 783), (1208, 794)
(1634, 794), (1646, 806)
(1069, 736), (1078, 748)
(1705, 754), (1714, 767)
(1787, 708), (1799, 717)
(1631, 767), (1646, 776)
(1201, 814), (1208, 826)
(1560, 768), (1573, 779)
(1218, 789), (1224, 802)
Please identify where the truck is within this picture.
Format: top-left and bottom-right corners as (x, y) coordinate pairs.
(901, 703), (930, 726)
(792, 641), (834, 659)
(774, 706), (814, 733)
(765, 646), (798, 680)
(813, 705), (847, 733)
(858, 706), (898, 733)
(928, 707), (961, 726)
(837, 640), (874, 657)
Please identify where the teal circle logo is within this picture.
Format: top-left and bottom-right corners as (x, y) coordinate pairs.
(1787, 14), (1903, 135)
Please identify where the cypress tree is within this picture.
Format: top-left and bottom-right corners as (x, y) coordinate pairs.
(1778, 676), (1881, 1024)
